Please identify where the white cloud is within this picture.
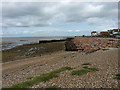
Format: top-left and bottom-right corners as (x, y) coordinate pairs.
(68, 29), (81, 32)
(1, 2), (118, 36)
(1, 2), (118, 27)
(68, 30), (73, 32)
(2, 29), (45, 35)
(75, 30), (81, 32)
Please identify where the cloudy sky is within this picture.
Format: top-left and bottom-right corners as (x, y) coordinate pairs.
(1, 1), (118, 37)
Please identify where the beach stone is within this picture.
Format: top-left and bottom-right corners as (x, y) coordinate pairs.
(65, 37), (119, 53)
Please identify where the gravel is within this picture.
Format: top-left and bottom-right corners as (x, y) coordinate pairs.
(72, 37), (119, 53)
(2, 48), (119, 88)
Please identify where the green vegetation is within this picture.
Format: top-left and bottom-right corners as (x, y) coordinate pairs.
(82, 63), (91, 65)
(86, 67), (99, 71)
(10, 67), (73, 88)
(114, 77), (120, 80)
(114, 73), (120, 80)
(2, 41), (65, 62)
(44, 86), (60, 90)
(115, 73), (120, 76)
(71, 69), (90, 75)
(83, 66), (99, 71)
(72, 65), (99, 76)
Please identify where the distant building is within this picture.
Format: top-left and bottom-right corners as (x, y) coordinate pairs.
(113, 29), (120, 35)
(91, 31), (98, 36)
(100, 31), (109, 36)
(91, 29), (120, 37)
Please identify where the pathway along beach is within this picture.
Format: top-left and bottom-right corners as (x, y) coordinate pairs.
(2, 37), (120, 88)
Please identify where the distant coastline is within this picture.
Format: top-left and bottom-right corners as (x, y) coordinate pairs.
(2, 36), (119, 63)
(1, 37), (69, 51)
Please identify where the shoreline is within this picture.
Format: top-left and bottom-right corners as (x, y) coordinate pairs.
(2, 37), (68, 51)
(2, 36), (119, 51)
(2, 40), (66, 63)
(2, 37), (120, 63)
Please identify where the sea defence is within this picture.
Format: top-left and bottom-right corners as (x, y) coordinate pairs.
(39, 39), (66, 44)
(64, 37), (119, 53)
(39, 38), (78, 51)
(65, 38), (77, 51)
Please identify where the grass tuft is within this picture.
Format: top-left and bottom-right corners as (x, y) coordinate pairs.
(83, 66), (99, 71)
(82, 63), (91, 65)
(114, 77), (120, 80)
(86, 67), (99, 71)
(115, 73), (120, 76)
(71, 69), (90, 75)
(10, 67), (73, 88)
(72, 66), (99, 76)
(114, 73), (120, 80)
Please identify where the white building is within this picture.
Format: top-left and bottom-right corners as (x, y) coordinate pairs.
(91, 31), (98, 36)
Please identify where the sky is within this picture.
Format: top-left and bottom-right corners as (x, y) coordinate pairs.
(0, 1), (118, 37)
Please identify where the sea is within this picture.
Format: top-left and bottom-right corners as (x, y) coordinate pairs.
(1, 37), (68, 51)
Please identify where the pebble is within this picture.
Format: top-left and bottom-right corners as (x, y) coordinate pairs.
(2, 46), (119, 88)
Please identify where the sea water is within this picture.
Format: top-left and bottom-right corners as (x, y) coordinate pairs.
(1, 37), (67, 51)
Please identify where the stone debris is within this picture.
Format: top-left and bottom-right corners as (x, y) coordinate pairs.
(70, 37), (119, 53)
(24, 47), (39, 56)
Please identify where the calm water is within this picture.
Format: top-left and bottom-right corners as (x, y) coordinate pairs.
(1, 37), (67, 50)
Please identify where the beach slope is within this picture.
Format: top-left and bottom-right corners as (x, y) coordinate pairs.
(2, 48), (119, 88)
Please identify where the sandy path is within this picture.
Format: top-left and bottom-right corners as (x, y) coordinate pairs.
(2, 51), (71, 75)
(2, 48), (119, 88)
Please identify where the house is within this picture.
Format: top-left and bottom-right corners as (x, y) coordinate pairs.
(113, 29), (120, 35)
(91, 31), (98, 37)
(100, 31), (109, 36)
